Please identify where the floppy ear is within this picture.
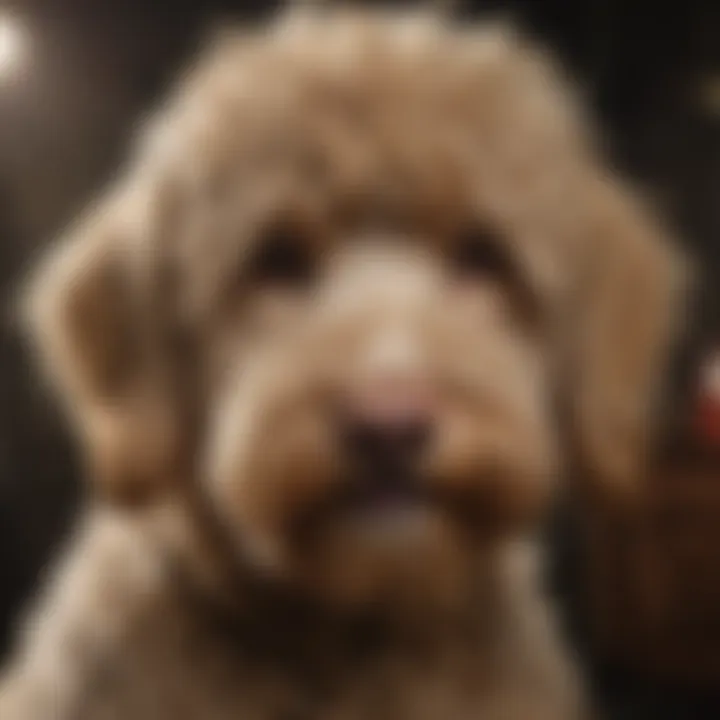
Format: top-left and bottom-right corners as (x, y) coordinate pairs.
(22, 183), (181, 506)
(566, 173), (689, 502)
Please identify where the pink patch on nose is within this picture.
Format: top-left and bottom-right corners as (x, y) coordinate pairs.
(349, 375), (435, 428)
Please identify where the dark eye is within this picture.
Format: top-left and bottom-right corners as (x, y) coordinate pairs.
(449, 225), (539, 327)
(449, 226), (514, 282)
(247, 226), (316, 288)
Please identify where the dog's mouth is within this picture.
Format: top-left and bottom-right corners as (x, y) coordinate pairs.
(290, 464), (433, 542)
(339, 471), (430, 516)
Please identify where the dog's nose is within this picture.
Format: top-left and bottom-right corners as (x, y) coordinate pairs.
(341, 377), (434, 475)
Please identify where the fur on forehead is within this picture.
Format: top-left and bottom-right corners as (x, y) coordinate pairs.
(132, 7), (593, 318)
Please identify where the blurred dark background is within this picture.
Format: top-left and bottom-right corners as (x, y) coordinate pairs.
(0, 1), (718, 718)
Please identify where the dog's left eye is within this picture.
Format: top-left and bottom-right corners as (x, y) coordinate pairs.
(449, 226), (516, 284)
(248, 227), (316, 288)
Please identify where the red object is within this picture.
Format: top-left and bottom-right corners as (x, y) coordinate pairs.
(694, 354), (720, 445)
(695, 395), (720, 445)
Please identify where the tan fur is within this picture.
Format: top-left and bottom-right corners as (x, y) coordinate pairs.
(2, 6), (684, 719)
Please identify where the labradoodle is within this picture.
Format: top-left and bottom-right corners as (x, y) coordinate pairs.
(0, 6), (685, 719)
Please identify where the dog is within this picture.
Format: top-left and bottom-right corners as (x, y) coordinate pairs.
(0, 6), (685, 719)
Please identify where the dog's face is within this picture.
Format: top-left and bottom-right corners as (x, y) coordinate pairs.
(206, 233), (555, 607)
(24, 10), (684, 610)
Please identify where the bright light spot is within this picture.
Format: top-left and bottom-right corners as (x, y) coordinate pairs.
(0, 14), (28, 81)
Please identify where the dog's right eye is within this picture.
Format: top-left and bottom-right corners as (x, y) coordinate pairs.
(247, 227), (316, 288)
(449, 225), (540, 329)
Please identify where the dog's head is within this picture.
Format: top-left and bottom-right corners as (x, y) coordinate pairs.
(23, 9), (685, 610)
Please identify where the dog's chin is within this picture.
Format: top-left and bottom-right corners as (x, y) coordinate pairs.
(256, 490), (481, 613)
